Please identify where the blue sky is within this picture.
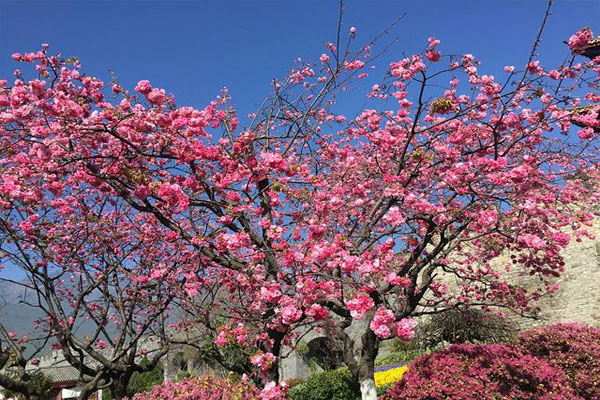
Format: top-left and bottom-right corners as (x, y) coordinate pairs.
(0, 0), (598, 281)
(1, 1), (598, 115)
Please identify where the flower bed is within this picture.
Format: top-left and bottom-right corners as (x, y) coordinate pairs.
(129, 374), (261, 400)
(374, 364), (409, 388)
(382, 343), (581, 400)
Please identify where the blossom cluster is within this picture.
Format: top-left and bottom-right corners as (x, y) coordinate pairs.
(568, 27), (597, 54)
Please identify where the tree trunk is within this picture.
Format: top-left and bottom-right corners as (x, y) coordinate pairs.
(357, 328), (379, 400)
(110, 373), (131, 400)
(359, 377), (377, 400)
(340, 321), (380, 400)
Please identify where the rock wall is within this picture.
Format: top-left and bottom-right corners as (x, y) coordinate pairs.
(512, 226), (600, 328)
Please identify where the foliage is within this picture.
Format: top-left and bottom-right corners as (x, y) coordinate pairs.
(286, 368), (360, 400)
(382, 343), (581, 400)
(127, 358), (164, 397)
(516, 323), (600, 400)
(375, 344), (428, 367)
(414, 308), (516, 349)
(175, 370), (195, 382)
(129, 374), (261, 400)
(285, 377), (305, 388)
(0, 371), (54, 400)
(102, 358), (163, 399)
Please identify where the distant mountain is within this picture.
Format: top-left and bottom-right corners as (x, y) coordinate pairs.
(0, 280), (98, 355)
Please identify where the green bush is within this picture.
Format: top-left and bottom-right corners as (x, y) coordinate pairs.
(1, 371), (54, 400)
(175, 370), (195, 382)
(286, 368), (360, 400)
(102, 358), (163, 400)
(127, 358), (164, 397)
(376, 338), (429, 367)
(414, 308), (515, 349)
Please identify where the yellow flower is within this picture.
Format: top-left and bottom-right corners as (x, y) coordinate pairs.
(374, 365), (409, 388)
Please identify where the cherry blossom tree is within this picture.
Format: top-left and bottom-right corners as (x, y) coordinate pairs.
(1, 13), (600, 400)
(0, 198), (192, 399)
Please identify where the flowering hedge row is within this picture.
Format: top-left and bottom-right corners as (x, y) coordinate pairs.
(382, 343), (580, 400)
(129, 374), (261, 400)
(517, 323), (600, 400)
(383, 323), (600, 400)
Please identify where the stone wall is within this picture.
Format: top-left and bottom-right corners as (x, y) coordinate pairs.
(511, 225), (600, 328)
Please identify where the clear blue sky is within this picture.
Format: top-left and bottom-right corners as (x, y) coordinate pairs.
(1, 1), (598, 115)
(0, 0), (598, 281)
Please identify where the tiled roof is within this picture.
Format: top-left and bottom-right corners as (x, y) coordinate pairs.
(37, 366), (92, 383)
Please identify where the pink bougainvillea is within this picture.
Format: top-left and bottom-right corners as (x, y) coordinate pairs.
(129, 375), (262, 400)
(517, 323), (600, 400)
(382, 343), (582, 400)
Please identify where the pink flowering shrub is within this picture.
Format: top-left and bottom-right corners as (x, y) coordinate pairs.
(517, 323), (600, 400)
(382, 343), (581, 400)
(129, 374), (261, 400)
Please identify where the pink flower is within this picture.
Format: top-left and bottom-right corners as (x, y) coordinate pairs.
(260, 381), (287, 400)
(477, 210), (498, 228)
(157, 182), (188, 210)
(280, 305), (302, 325)
(134, 80), (152, 94)
(345, 60), (365, 71)
(568, 27), (594, 53)
(260, 282), (282, 303)
(95, 339), (107, 350)
(346, 295), (375, 319)
(425, 49), (441, 62)
(305, 304), (329, 321)
(552, 232), (571, 246)
(250, 352), (276, 371)
(215, 330), (228, 346)
(428, 36), (440, 48)
(370, 307), (395, 339)
(395, 318), (417, 341)
(320, 53), (330, 63)
(349, 27), (357, 39)
(18, 220), (34, 234)
(133, 185), (152, 200)
(521, 234), (546, 251)
(578, 127), (594, 139)
(147, 88), (167, 105)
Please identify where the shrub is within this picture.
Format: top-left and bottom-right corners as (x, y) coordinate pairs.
(102, 358), (164, 399)
(414, 308), (515, 349)
(127, 358), (164, 397)
(376, 338), (429, 366)
(1, 371), (54, 400)
(129, 374), (261, 400)
(517, 323), (600, 400)
(382, 343), (581, 400)
(286, 367), (360, 400)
